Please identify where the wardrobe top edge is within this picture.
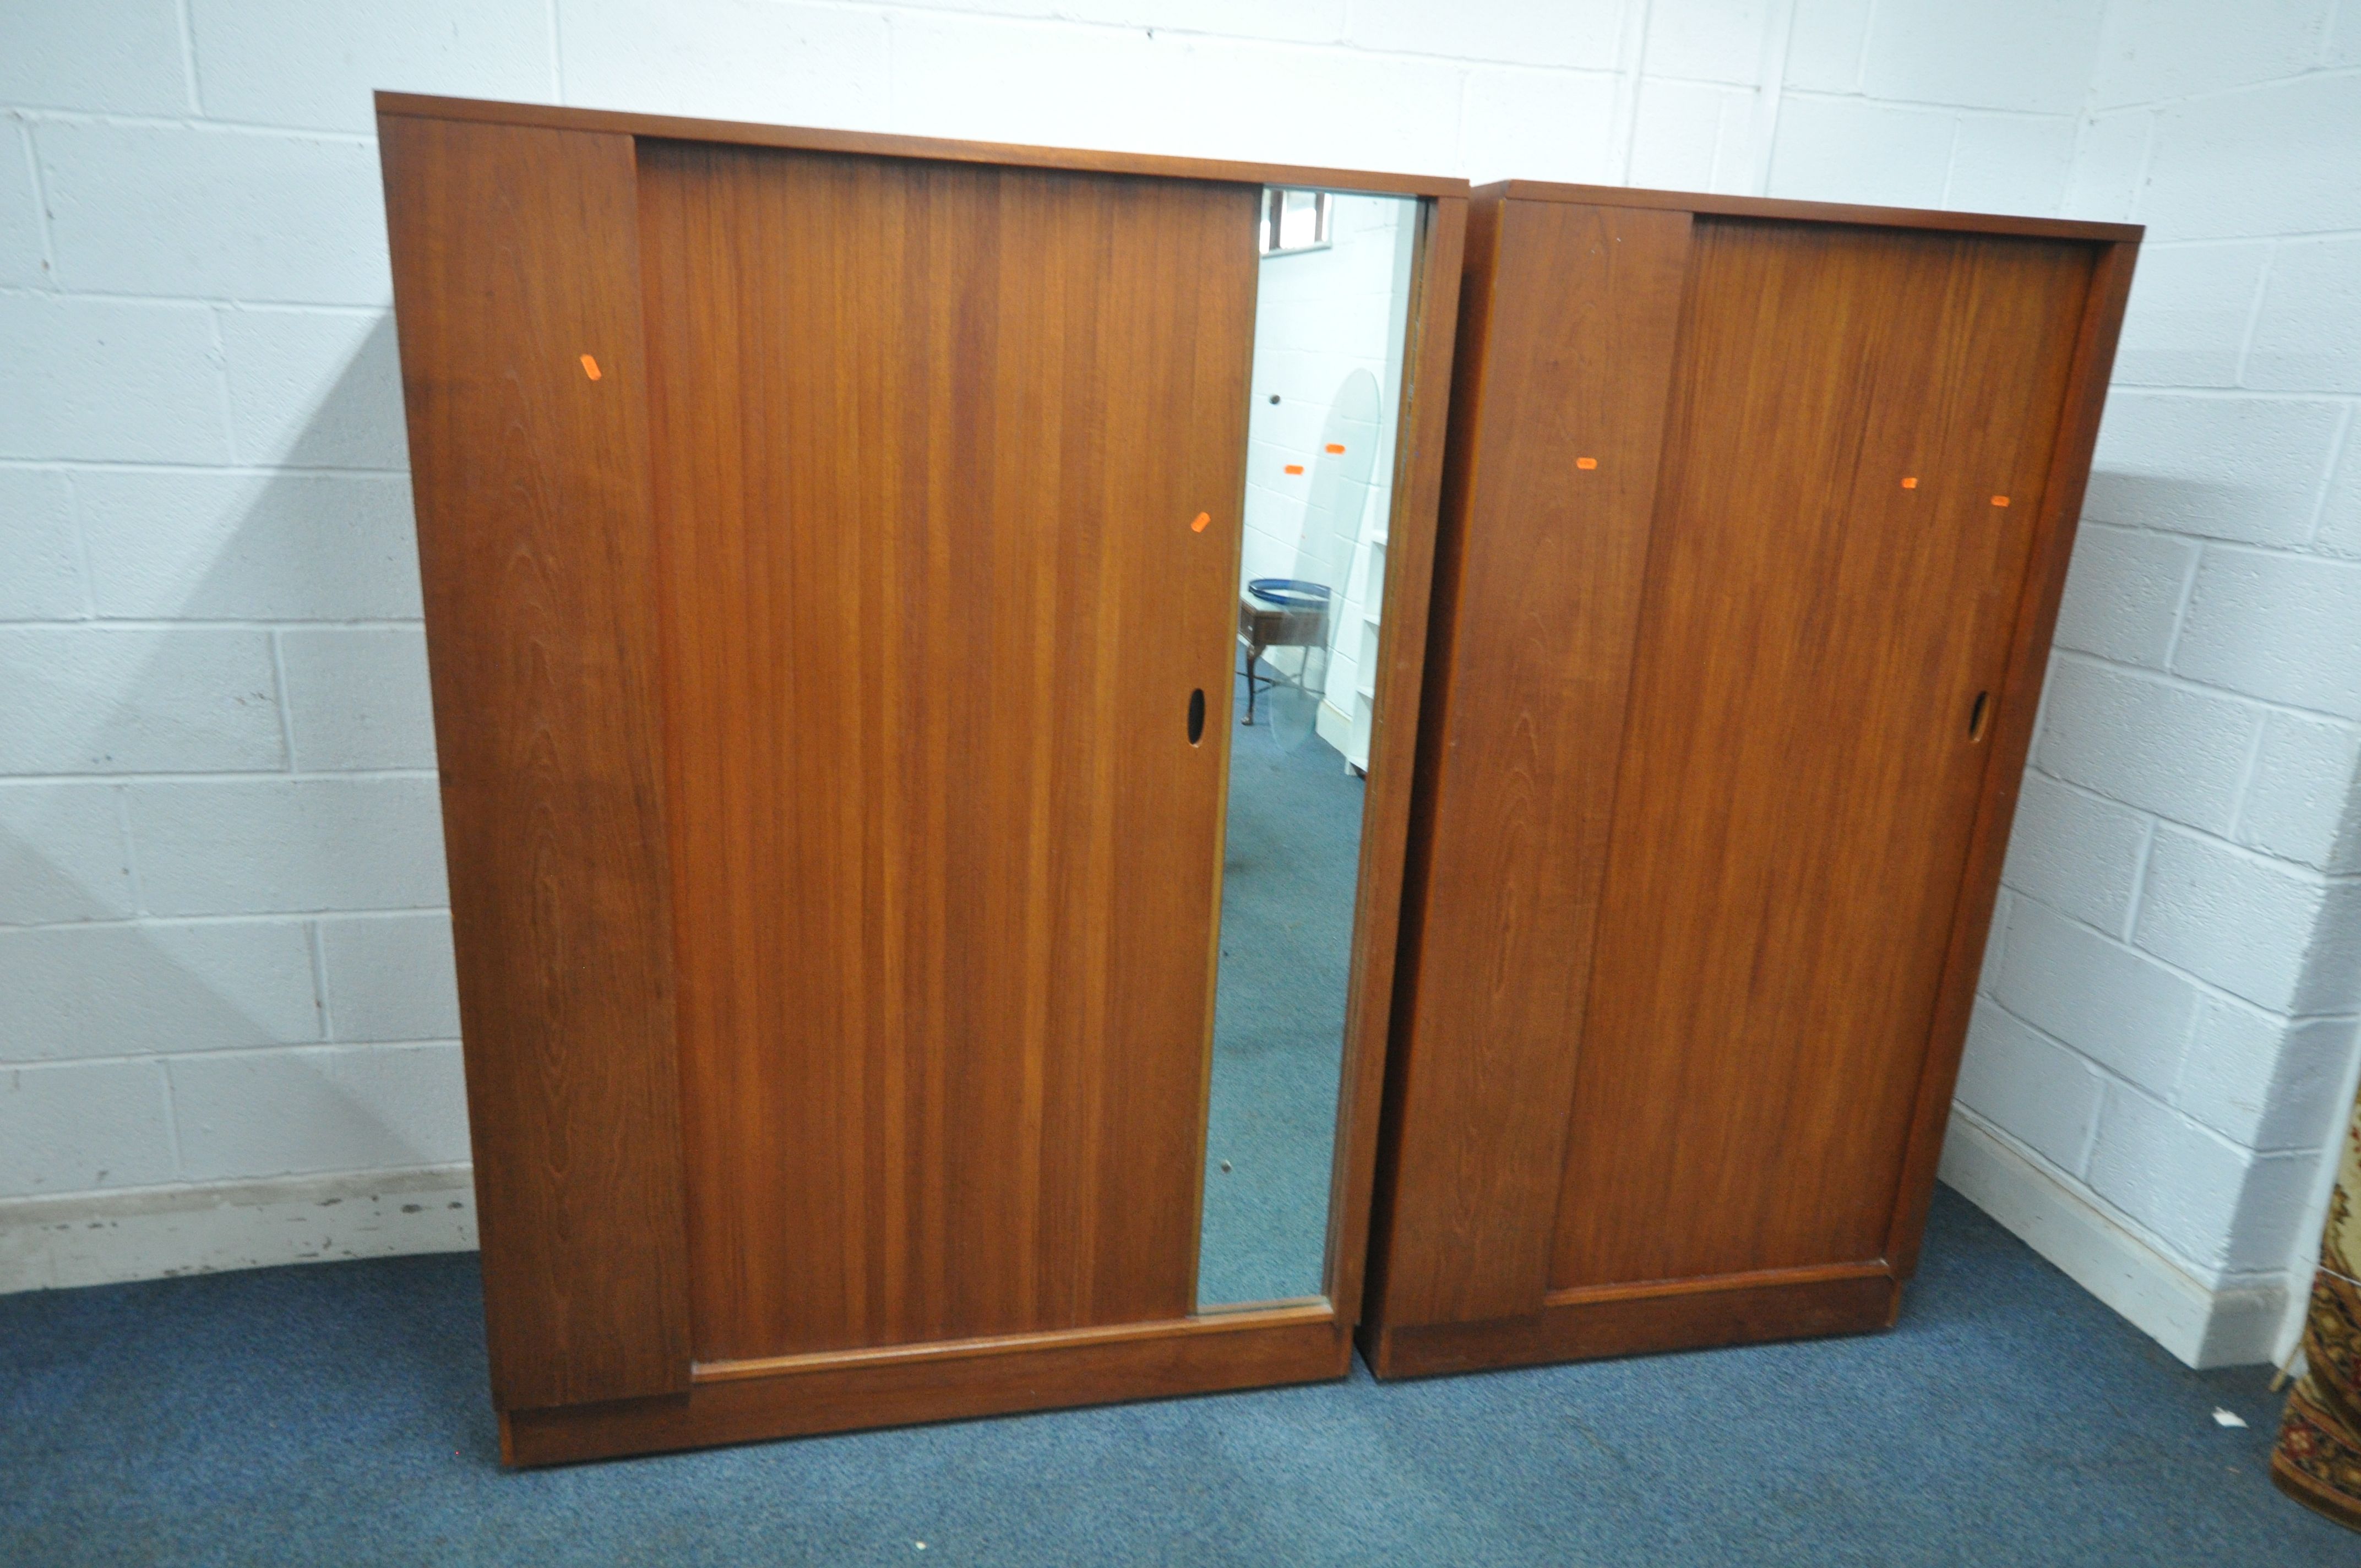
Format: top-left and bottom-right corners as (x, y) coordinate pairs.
(373, 92), (1470, 199)
(1472, 179), (2143, 244)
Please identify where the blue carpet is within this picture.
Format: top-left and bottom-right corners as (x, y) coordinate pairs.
(1198, 677), (1364, 1308)
(2, 1186), (2347, 1565)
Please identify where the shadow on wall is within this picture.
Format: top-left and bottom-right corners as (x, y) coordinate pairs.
(2, 312), (466, 1196)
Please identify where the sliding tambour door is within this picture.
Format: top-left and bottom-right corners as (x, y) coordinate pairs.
(635, 144), (1256, 1364)
(1552, 220), (2093, 1287)
(1364, 185), (2135, 1375)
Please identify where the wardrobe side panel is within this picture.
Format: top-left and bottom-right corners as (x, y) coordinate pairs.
(1374, 199), (1692, 1326)
(379, 114), (690, 1411)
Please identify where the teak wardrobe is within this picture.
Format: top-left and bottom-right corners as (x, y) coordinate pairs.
(1362, 182), (2139, 1376)
(377, 94), (1467, 1466)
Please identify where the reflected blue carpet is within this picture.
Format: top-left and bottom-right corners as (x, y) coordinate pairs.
(2, 1188), (2347, 1564)
(1196, 677), (1364, 1308)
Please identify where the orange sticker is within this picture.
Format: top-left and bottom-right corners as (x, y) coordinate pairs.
(1325, 443), (1346, 454)
(1284, 464), (1304, 476)
(1901, 476), (1918, 489)
(580, 353), (602, 381)
(1992, 494), (2010, 508)
(1190, 510), (1211, 533)
(1575, 457), (1597, 470)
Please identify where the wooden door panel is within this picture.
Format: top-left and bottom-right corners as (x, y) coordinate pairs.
(636, 143), (1259, 1362)
(1548, 220), (2095, 1289)
(1377, 199), (1693, 1326)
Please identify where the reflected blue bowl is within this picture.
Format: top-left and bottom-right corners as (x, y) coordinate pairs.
(1247, 578), (1331, 611)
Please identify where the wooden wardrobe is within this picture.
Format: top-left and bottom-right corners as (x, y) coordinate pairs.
(1361, 183), (2138, 1376)
(378, 93), (1465, 1463)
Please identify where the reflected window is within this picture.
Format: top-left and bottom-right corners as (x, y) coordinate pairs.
(1260, 188), (1333, 256)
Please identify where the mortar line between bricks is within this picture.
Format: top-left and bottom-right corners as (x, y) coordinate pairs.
(0, 769), (437, 787)
(2053, 647), (2358, 728)
(0, 618), (426, 632)
(1994, 882), (2361, 1021)
(0, 458), (410, 477)
(2, 1039), (465, 1075)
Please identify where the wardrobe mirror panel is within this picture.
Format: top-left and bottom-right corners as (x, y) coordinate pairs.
(1197, 190), (1421, 1309)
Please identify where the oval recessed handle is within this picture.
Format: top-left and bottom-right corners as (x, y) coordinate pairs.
(1188, 688), (1206, 745)
(1968, 689), (1991, 742)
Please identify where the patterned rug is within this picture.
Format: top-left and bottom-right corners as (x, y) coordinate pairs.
(2276, 1089), (2361, 1531)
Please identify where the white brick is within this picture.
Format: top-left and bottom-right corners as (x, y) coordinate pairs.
(2059, 109), (2149, 226)
(77, 471), (421, 620)
(218, 308), (408, 470)
(0, 627), (285, 775)
(2135, 827), (2358, 1014)
(1626, 78), (1755, 195)
(0, 121), (45, 288)
(2082, 391), (2344, 547)
(1996, 898), (2199, 1093)
(37, 123), (389, 305)
(1977, 889), (2011, 996)
(1999, 771), (2151, 933)
(1644, 0), (1774, 85)
(168, 1042), (468, 1179)
(2244, 236), (2361, 395)
(2176, 998), (2357, 1153)
(318, 911), (459, 1043)
(2052, 522), (2196, 668)
(2237, 712), (2361, 873)
(0, 920), (318, 1061)
(1944, 115), (2074, 217)
(1781, 0), (1872, 92)
(2035, 658), (2259, 832)
(0, 0), (189, 116)
(2173, 547), (2361, 720)
(127, 778), (447, 916)
(0, 1060), (175, 1196)
(1461, 67), (1620, 186)
(559, 0), (890, 128)
(280, 627), (436, 771)
(0, 785), (134, 924)
(1766, 96), (1953, 210)
(0, 297), (231, 464)
(0, 470), (85, 619)
(2141, 74), (2361, 243)
(188, 0), (551, 133)
(1345, 0), (1623, 67)
(2087, 1084), (2314, 1271)
(2109, 243), (2271, 389)
(1954, 999), (2101, 1171)
(886, 17), (1465, 171)
(1063, 1), (1345, 46)
(2088, 0), (2337, 109)
(1858, 0), (2104, 114)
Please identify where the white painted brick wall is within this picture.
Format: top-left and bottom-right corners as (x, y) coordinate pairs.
(1, 1), (2356, 1348)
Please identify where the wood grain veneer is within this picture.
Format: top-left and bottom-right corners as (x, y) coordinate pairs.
(1364, 184), (2137, 1375)
(379, 116), (692, 1413)
(379, 92), (1466, 1458)
(637, 140), (1257, 1361)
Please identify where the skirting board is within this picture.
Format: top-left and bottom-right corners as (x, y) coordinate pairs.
(1939, 1109), (2283, 1369)
(0, 1164), (477, 1294)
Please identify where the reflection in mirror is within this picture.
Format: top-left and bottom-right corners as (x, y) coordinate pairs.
(1198, 190), (1421, 1309)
